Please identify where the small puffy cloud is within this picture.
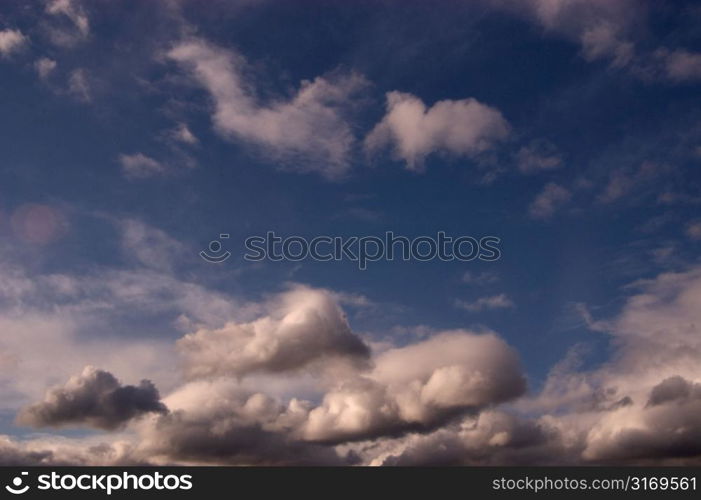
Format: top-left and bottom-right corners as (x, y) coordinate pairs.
(119, 153), (166, 179)
(172, 123), (198, 145)
(35, 57), (57, 79)
(17, 366), (167, 431)
(365, 91), (509, 170)
(0, 29), (27, 58)
(455, 294), (514, 312)
(529, 182), (571, 219)
(515, 140), (562, 174)
(177, 286), (370, 379)
(168, 38), (366, 179)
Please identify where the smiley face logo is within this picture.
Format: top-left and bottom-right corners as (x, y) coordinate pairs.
(200, 234), (232, 263)
(5, 472), (30, 495)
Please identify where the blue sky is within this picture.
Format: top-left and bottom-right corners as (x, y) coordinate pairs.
(1, 0), (701, 465)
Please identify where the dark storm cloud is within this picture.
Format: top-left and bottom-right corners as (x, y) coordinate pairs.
(17, 366), (167, 431)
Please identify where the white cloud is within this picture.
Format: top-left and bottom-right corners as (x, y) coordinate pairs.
(0, 29), (27, 58)
(365, 91), (509, 170)
(172, 123), (198, 145)
(34, 57), (57, 79)
(529, 182), (571, 219)
(455, 294), (514, 312)
(178, 285), (370, 379)
(168, 38), (367, 178)
(119, 153), (166, 179)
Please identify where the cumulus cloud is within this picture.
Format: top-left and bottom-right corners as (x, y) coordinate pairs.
(455, 294), (514, 312)
(177, 286), (370, 379)
(520, 266), (701, 463)
(5, 215), (701, 465)
(0, 29), (27, 57)
(119, 153), (167, 179)
(529, 182), (571, 219)
(17, 366), (167, 431)
(380, 264), (701, 464)
(168, 38), (367, 178)
(365, 91), (509, 170)
(138, 379), (341, 465)
(303, 331), (526, 443)
(363, 410), (564, 466)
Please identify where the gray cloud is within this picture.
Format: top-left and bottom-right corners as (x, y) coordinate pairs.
(140, 380), (343, 465)
(647, 376), (701, 407)
(17, 367), (167, 431)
